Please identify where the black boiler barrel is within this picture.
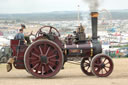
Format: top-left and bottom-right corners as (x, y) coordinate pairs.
(64, 43), (92, 50)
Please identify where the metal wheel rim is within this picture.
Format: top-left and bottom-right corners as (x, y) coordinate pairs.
(24, 40), (64, 78)
(91, 54), (114, 77)
(80, 57), (94, 76)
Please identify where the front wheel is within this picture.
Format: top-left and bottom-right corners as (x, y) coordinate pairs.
(91, 54), (114, 77)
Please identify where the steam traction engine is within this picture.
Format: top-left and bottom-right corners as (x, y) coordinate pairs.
(10, 12), (113, 78)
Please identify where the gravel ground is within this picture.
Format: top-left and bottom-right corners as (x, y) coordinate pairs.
(0, 58), (128, 85)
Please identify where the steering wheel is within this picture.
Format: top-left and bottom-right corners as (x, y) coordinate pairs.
(36, 26), (60, 37)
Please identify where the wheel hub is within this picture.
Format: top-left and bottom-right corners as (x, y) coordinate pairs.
(41, 56), (47, 64)
(101, 64), (105, 68)
(86, 63), (90, 66)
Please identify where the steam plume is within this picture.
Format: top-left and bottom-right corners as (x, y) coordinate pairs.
(83, 0), (100, 12)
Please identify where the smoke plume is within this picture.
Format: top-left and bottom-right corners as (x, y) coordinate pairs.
(83, 0), (100, 12)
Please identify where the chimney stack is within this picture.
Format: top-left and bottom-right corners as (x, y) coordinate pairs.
(91, 12), (98, 40)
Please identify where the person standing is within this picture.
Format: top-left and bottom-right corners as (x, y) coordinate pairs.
(6, 29), (25, 72)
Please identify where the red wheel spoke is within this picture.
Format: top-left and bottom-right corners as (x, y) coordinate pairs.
(29, 57), (37, 60)
(105, 66), (110, 68)
(105, 62), (110, 65)
(35, 63), (41, 73)
(32, 53), (40, 58)
(45, 47), (51, 56)
(101, 69), (103, 74)
(38, 63), (42, 69)
(48, 54), (57, 59)
(86, 66), (90, 71)
(48, 62), (55, 66)
(48, 49), (56, 56)
(41, 66), (45, 75)
(43, 43), (47, 53)
(33, 63), (39, 69)
(30, 60), (40, 65)
(50, 59), (60, 62)
(48, 65), (55, 72)
(33, 48), (40, 54)
(104, 68), (108, 73)
(102, 58), (107, 64)
(39, 46), (44, 55)
(49, 27), (52, 33)
(83, 62), (89, 67)
(44, 64), (49, 73)
(84, 65), (88, 67)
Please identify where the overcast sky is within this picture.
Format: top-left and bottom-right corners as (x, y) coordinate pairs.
(0, 0), (128, 13)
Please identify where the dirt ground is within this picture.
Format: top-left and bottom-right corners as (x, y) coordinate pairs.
(0, 58), (128, 85)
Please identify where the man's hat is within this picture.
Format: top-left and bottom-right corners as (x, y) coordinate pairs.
(19, 29), (23, 31)
(21, 24), (26, 29)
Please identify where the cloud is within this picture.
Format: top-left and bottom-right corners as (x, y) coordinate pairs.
(0, 0), (128, 13)
(0, 0), (81, 13)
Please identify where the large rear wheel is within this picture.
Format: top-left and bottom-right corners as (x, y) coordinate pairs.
(24, 40), (63, 78)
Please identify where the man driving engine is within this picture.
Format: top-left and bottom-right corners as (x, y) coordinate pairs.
(21, 24), (31, 44)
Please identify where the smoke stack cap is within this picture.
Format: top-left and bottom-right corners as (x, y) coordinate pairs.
(91, 12), (99, 18)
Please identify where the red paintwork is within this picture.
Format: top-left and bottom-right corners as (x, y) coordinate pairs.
(10, 40), (27, 57)
(10, 40), (27, 69)
(34, 35), (63, 49)
(10, 40), (19, 56)
(13, 56), (25, 69)
(54, 36), (63, 48)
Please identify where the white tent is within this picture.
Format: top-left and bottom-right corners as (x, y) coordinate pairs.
(0, 37), (10, 46)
